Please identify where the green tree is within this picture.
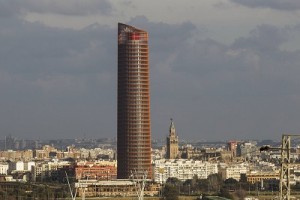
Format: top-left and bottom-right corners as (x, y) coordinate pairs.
(219, 187), (233, 199)
(224, 178), (238, 191)
(235, 189), (247, 200)
(207, 174), (223, 192)
(163, 183), (179, 200)
(166, 177), (182, 185)
(196, 178), (209, 193)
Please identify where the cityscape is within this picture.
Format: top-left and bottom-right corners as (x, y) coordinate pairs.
(1, 1), (300, 200)
(0, 21), (297, 199)
(0, 123), (298, 199)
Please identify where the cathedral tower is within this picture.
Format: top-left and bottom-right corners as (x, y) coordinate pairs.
(166, 119), (179, 159)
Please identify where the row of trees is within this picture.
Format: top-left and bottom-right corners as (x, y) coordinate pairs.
(0, 182), (70, 200)
(161, 174), (280, 200)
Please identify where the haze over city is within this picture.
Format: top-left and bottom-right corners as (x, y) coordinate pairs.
(1, 0), (300, 141)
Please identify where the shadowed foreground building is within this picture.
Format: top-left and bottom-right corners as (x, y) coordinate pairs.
(117, 23), (152, 179)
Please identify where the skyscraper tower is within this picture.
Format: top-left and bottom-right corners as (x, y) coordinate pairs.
(166, 119), (179, 159)
(117, 23), (152, 179)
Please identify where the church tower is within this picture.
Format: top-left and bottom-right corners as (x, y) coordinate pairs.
(166, 119), (179, 159)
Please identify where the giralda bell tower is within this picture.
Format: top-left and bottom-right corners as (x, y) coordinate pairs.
(117, 23), (152, 179)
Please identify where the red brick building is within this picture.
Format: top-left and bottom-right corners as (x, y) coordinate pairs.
(75, 161), (117, 181)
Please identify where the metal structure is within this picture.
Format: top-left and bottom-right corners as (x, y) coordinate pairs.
(261, 134), (300, 200)
(66, 171), (77, 200)
(280, 134), (300, 200)
(131, 170), (148, 200)
(280, 134), (291, 200)
(117, 23), (152, 179)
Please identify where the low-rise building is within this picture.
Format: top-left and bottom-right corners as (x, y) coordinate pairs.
(153, 159), (218, 183)
(32, 159), (74, 182)
(8, 161), (24, 173)
(75, 180), (160, 197)
(0, 162), (9, 175)
(246, 170), (279, 184)
(75, 160), (117, 180)
(219, 163), (248, 181)
(0, 150), (33, 161)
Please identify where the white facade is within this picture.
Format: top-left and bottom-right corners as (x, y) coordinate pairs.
(153, 159), (218, 183)
(26, 161), (35, 171)
(239, 142), (257, 157)
(219, 163), (248, 181)
(32, 160), (72, 181)
(8, 161), (25, 172)
(0, 163), (9, 175)
(79, 148), (115, 159)
(16, 161), (24, 171)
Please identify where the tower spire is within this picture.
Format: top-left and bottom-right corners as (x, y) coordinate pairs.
(170, 118), (175, 132)
(166, 118), (179, 159)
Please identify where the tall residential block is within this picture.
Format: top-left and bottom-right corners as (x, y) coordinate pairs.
(117, 23), (152, 179)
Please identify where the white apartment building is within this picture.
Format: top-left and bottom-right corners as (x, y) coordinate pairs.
(8, 161), (25, 173)
(79, 148), (115, 159)
(153, 159), (218, 183)
(219, 163), (248, 181)
(0, 162), (9, 175)
(8, 161), (36, 173)
(238, 142), (258, 159)
(16, 161), (24, 171)
(26, 161), (35, 171)
(32, 160), (72, 181)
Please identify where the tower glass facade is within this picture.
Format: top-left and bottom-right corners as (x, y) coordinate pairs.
(117, 23), (152, 179)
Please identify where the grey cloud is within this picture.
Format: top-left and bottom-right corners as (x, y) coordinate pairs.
(0, 1), (22, 17)
(0, 19), (116, 132)
(232, 25), (288, 51)
(128, 16), (197, 67)
(0, 0), (113, 17)
(0, 20), (115, 76)
(0, 17), (117, 138)
(171, 24), (300, 98)
(2, 15), (300, 140)
(230, 0), (300, 10)
(151, 24), (300, 140)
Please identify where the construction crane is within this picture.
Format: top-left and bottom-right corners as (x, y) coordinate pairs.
(260, 134), (300, 200)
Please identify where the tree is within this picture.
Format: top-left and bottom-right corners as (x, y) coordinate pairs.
(166, 177), (181, 185)
(224, 178), (238, 185)
(207, 174), (223, 192)
(224, 178), (238, 191)
(235, 189), (247, 200)
(162, 183), (179, 200)
(219, 188), (233, 199)
(197, 178), (209, 192)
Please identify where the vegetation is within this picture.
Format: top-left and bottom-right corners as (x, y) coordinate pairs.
(0, 173), (281, 199)
(161, 174), (280, 200)
(0, 182), (70, 199)
(162, 183), (180, 200)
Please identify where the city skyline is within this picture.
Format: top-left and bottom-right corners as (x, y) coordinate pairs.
(1, 1), (300, 141)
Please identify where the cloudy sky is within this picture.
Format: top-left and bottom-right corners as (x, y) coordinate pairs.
(1, 0), (300, 141)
